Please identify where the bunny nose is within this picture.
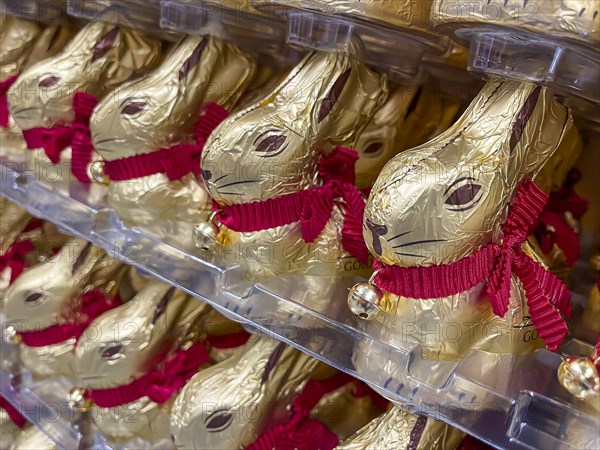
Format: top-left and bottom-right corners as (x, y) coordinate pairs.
(201, 169), (212, 181)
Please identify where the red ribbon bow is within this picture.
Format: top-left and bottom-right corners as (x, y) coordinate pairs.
(19, 290), (121, 347)
(247, 372), (352, 450)
(0, 395), (26, 429)
(103, 103), (229, 182)
(373, 179), (570, 351)
(216, 147), (370, 264)
(0, 75), (18, 128)
(534, 169), (588, 266)
(88, 341), (210, 408)
(21, 92), (98, 183)
(0, 239), (34, 285)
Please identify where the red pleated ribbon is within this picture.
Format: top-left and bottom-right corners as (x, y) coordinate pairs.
(247, 372), (353, 450)
(0, 395), (26, 429)
(0, 239), (34, 285)
(372, 179), (570, 352)
(21, 92), (98, 183)
(216, 147), (370, 264)
(88, 341), (210, 407)
(19, 290), (121, 347)
(103, 103), (229, 181)
(0, 75), (18, 128)
(205, 330), (250, 349)
(534, 169), (588, 266)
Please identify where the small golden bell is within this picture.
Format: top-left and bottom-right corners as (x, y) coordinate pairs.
(3, 325), (21, 345)
(557, 356), (600, 400)
(68, 387), (92, 412)
(87, 161), (110, 186)
(193, 212), (221, 252)
(348, 282), (383, 320)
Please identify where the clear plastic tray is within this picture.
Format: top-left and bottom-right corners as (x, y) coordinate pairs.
(0, 0), (68, 23)
(1, 160), (599, 450)
(67, 0), (183, 41)
(159, 0), (301, 66)
(446, 26), (600, 106)
(250, 2), (449, 83)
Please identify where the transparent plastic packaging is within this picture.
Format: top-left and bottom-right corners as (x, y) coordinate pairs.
(0, 0), (67, 23)
(2, 161), (599, 449)
(66, 0), (182, 41)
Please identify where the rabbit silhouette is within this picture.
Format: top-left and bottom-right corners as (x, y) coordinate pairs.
(200, 51), (388, 280)
(335, 407), (465, 450)
(359, 79), (573, 361)
(171, 335), (318, 449)
(7, 22), (161, 182)
(90, 35), (256, 242)
(75, 281), (210, 444)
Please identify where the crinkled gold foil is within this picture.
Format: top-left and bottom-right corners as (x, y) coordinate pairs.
(0, 200), (30, 250)
(0, 15), (42, 81)
(91, 35), (256, 241)
(432, 0), (600, 50)
(336, 407), (464, 450)
(202, 51), (387, 280)
(11, 425), (57, 450)
(580, 283), (600, 340)
(0, 408), (22, 448)
(7, 21), (162, 180)
(171, 335), (318, 449)
(75, 281), (209, 444)
(364, 79), (572, 359)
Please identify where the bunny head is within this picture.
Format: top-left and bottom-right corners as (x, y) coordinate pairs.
(8, 22), (161, 131)
(171, 335), (318, 449)
(201, 51), (388, 205)
(4, 239), (104, 331)
(91, 35), (256, 161)
(0, 15), (41, 81)
(75, 281), (209, 390)
(364, 79), (572, 268)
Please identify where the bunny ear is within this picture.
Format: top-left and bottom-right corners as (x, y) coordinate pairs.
(92, 27), (120, 62)
(509, 86), (542, 153)
(318, 68), (351, 123)
(71, 242), (93, 275)
(261, 342), (286, 385)
(179, 38), (208, 81)
(151, 286), (176, 324)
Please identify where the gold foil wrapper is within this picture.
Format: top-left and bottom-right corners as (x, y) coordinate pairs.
(0, 15), (42, 81)
(364, 79), (572, 359)
(91, 34), (257, 239)
(580, 283), (600, 340)
(336, 407), (464, 450)
(0, 200), (30, 250)
(11, 426), (57, 450)
(202, 51), (387, 280)
(432, 0), (600, 50)
(171, 335), (318, 449)
(0, 408), (22, 448)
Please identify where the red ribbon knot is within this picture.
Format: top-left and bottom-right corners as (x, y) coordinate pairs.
(373, 179), (570, 352)
(215, 146), (370, 264)
(0, 239), (34, 285)
(88, 341), (210, 408)
(102, 102), (229, 182)
(0, 395), (26, 429)
(0, 74), (18, 128)
(21, 92), (98, 183)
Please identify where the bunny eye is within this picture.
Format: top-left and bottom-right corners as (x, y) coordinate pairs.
(101, 343), (124, 360)
(363, 142), (384, 157)
(24, 292), (44, 305)
(121, 101), (146, 117)
(204, 409), (233, 432)
(444, 177), (483, 212)
(39, 75), (60, 88)
(254, 133), (287, 158)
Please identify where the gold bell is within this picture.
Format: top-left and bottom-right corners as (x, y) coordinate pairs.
(87, 161), (110, 186)
(193, 211), (221, 251)
(348, 281), (384, 320)
(68, 387), (92, 412)
(557, 355), (600, 400)
(3, 325), (21, 345)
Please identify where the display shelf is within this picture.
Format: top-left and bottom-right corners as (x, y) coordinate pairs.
(1, 162), (599, 450)
(66, 0), (183, 41)
(0, 0), (68, 23)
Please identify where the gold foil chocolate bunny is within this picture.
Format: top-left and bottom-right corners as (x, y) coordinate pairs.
(75, 281), (210, 445)
(0, 14), (74, 160)
(89, 35), (256, 246)
(335, 407), (465, 450)
(7, 21), (162, 183)
(171, 335), (318, 449)
(351, 79), (573, 361)
(198, 51), (388, 280)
